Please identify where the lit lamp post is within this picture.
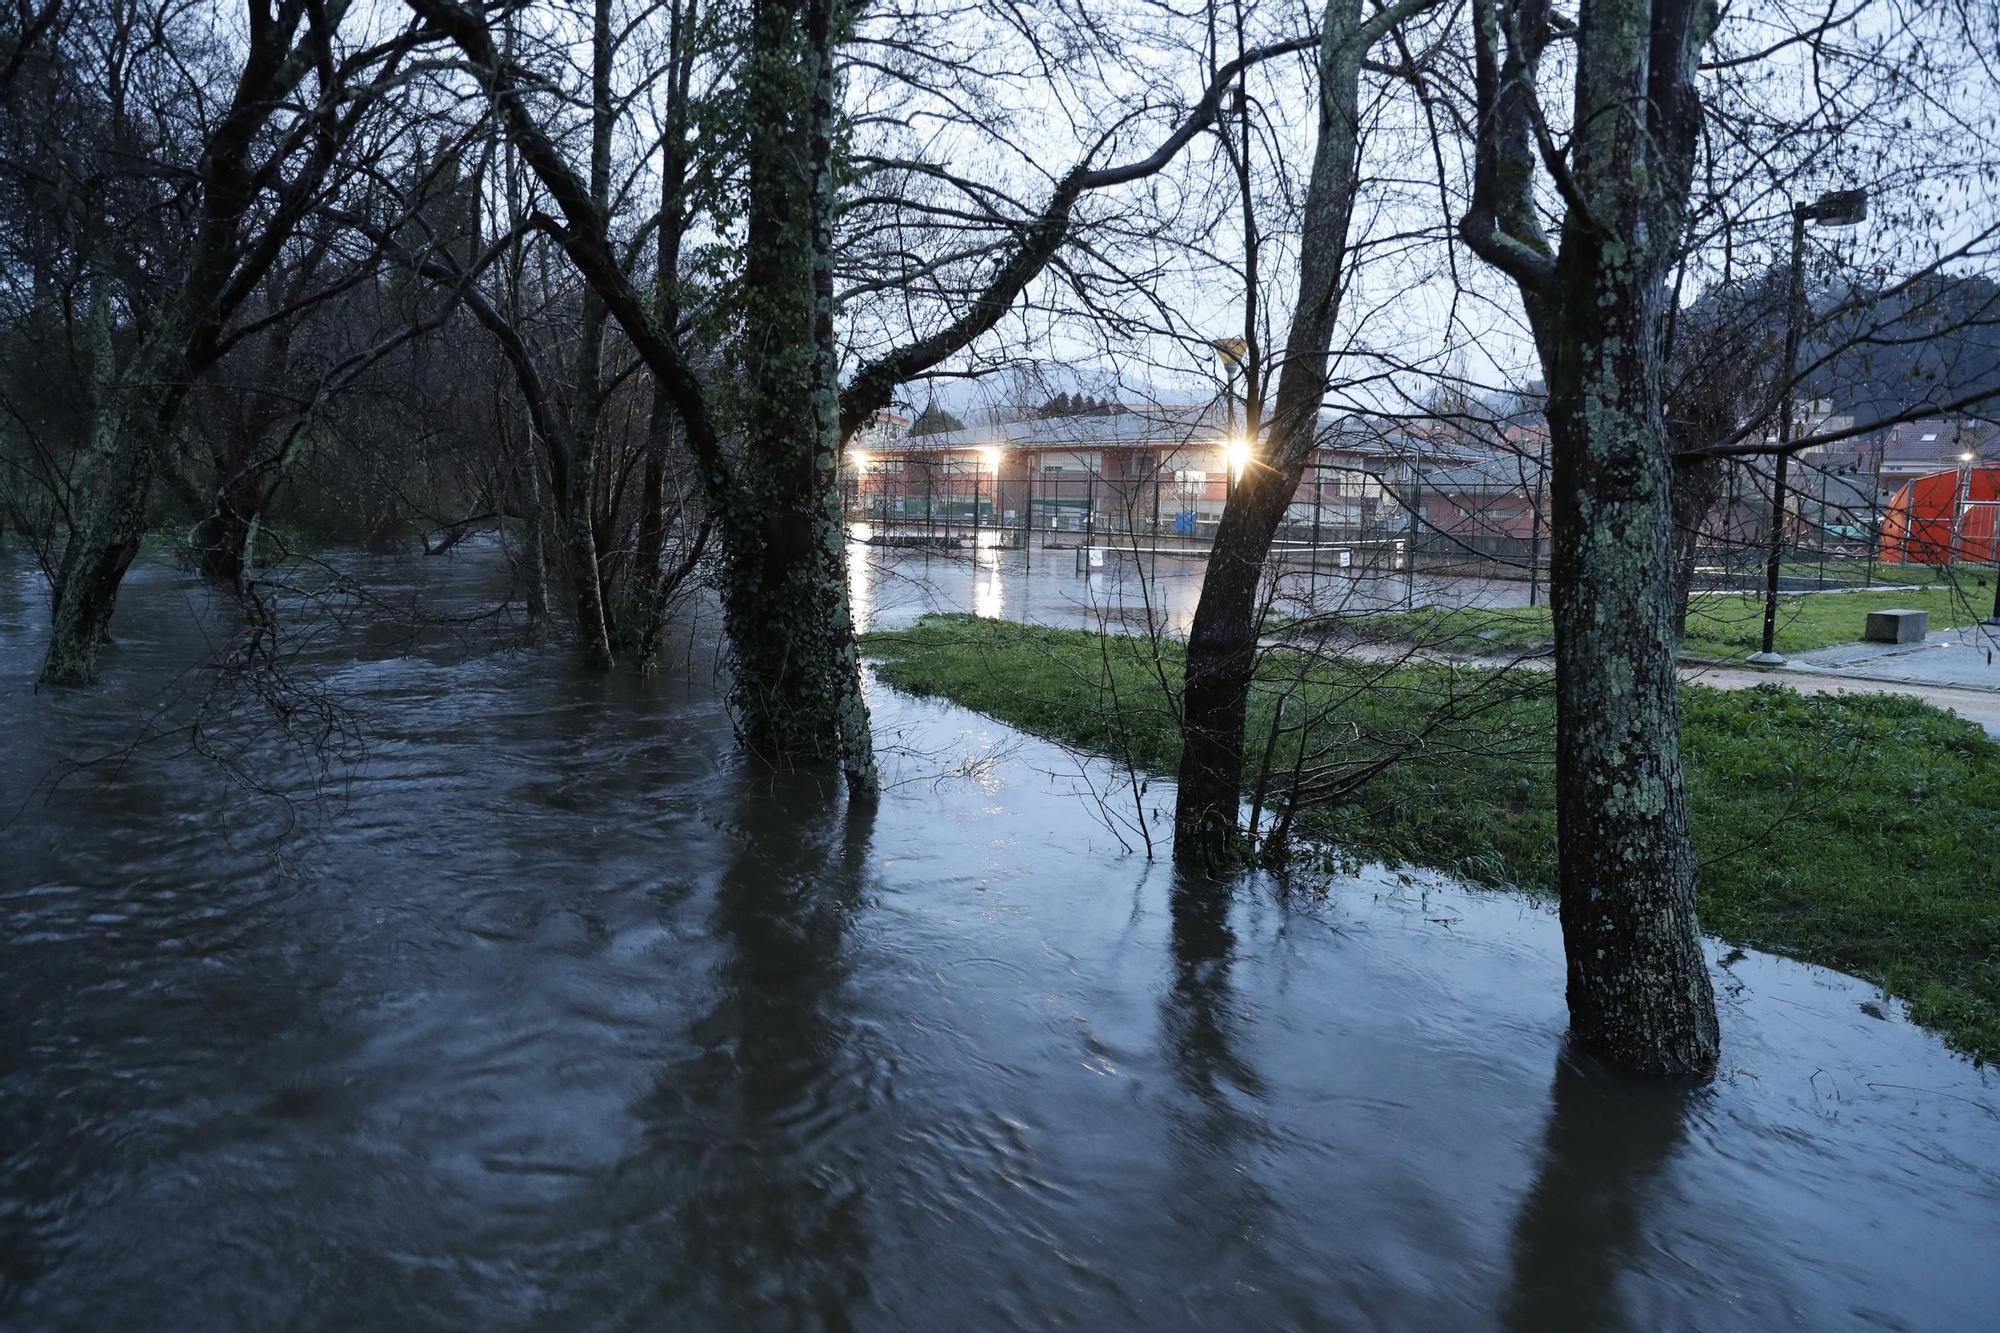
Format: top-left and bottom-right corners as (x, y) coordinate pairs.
(1224, 437), (1250, 486)
(1214, 336), (1248, 510)
(976, 446), (1000, 546)
(1953, 448), (1975, 568)
(1751, 187), (1868, 666)
(848, 449), (870, 523)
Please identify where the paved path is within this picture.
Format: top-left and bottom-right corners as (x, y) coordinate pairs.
(1750, 625), (2000, 736)
(1277, 631), (2000, 738)
(1681, 661), (2000, 737)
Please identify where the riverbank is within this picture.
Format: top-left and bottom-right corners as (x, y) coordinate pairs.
(864, 613), (2000, 1062)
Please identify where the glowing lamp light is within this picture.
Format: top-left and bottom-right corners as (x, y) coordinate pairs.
(978, 446), (1002, 473)
(850, 449), (871, 472)
(1224, 437), (1251, 481)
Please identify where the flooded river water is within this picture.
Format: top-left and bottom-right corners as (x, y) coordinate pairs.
(2, 549), (1997, 1330)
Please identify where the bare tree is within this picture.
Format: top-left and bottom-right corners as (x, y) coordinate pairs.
(1173, 0), (1442, 864)
(406, 0), (1333, 791)
(19, 0), (419, 685)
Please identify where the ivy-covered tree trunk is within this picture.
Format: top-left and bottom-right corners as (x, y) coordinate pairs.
(41, 281), (142, 685)
(719, 0), (876, 791)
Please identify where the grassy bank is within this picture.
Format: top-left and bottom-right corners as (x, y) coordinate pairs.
(865, 613), (2000, 1062)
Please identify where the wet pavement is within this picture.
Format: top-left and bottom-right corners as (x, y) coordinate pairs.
(1795, 621), (2000, 690)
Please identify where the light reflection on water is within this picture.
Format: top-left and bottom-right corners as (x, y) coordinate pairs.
(0, 550), (1995, 1331)
(844, 525), (1531, 635)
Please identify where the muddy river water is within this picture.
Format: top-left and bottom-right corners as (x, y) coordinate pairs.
(2, 550), (1996, 1330)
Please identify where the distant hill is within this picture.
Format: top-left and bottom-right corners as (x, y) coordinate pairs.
(1806, 271), (2000, 422)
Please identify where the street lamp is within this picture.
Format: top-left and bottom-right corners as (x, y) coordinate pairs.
(974, 447), (1002, 545)
(846, 449), (871, 521)
(1750, 187), (1869, 666)
(1224, 437), (1251, 482)
(1955, 445), (2000, 624)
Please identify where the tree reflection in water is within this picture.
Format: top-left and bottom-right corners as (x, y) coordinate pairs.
(639, 770), (877, 1330)
(1155, 872), (1276, 1310)
(1503, 1043), (1696, 1331)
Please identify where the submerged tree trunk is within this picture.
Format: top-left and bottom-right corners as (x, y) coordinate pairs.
(629, 5), (697, 672)
(715, 0), (877, 791)
(191, 471), (266, 586)
(39, 2), (377, 684)
(1460, 0), (1721, 1074)
(44, 417), (149, 684)
(412, 0), (1326, 793)
(1539, 269), (1719, 1075)
(42, 280), (138, 684)
(1174, 0), (1392, 864)
(629, 406), (673, 664)
(517, 438), (552, 632)
(557, 0), (618, 671)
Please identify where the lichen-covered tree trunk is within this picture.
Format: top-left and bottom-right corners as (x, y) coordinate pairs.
(1460, 0), (1721, 1074)
(1532, 0), (1721, 1076)
(718, 0), (876, 791)
(43, 420), (150, 685)
(44, 327), (173, 684)
(1538, 257), (1719, 1075)
(39, 1), (366, 684)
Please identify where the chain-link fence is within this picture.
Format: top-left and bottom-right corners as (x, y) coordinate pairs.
(844, 453), (1557, 585)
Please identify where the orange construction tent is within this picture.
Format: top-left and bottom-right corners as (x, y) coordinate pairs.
(1879, 466), (2000, 565)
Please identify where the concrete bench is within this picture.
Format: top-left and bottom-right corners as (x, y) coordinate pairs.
(1864, 608), (1928, 644)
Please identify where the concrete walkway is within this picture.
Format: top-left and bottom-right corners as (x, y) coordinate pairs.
(1683, 660), (2000, 738)
(1741, 623), (2000, 736)
(1789, 623), (2000, 688)
(1279, 627), (2000, 738)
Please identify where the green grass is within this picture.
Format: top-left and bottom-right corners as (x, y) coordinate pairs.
(1353, 568), (1997, 661)
(865, 613), (2000, 1062)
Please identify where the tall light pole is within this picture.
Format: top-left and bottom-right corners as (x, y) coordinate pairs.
(1952, 446), (1974, 568)
(1751, 187), (1868, 665)
(1214, 337), (1247, 512)
(1981, 437), (2000, 625)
